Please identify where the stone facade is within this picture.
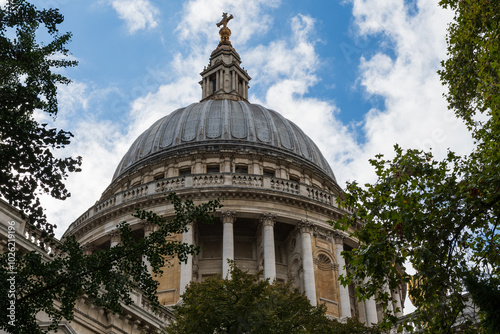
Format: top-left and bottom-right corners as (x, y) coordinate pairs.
(0, 199), (173, 334)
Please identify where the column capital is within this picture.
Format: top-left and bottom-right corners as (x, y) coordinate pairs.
(332, 231), (347, 244)
(297, 219), (313, 234)
(141, 221), (156, 233)
(260, 213), (276, 227)
(221, 211), (236, 224)
(82, 243), (95, 255)
(108, 230), (121, 244)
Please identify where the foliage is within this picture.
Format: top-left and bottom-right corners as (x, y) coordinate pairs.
(463, 273), (500, 334)
(164, 262), (381, 334)
(0, 193), (222, 334)
(335, 0), (500, 333)
(0, 0), (81, 236)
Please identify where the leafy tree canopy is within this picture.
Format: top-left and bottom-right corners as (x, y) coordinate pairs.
(164, 262), (381, 334)
(0, 0), (81, 236)
(0, 193), (222, 334)
(335, 0), (500, 333)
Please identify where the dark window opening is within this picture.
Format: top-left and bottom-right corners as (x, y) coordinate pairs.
(179, 168), (191, 176)
(154, 173), (164, 180)
(235, 165), (248, 174)
(290, 175), (300, 182)
(207, 165), (220, 174)
(210, 74), (216, 94)
(263, 169), (275, 177)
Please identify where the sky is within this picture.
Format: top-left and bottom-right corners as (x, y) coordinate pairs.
(3, 0), (475, 314)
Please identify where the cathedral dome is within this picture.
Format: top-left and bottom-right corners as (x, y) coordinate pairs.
(112, 100), (336, 183)
(62, 14), (405, 324)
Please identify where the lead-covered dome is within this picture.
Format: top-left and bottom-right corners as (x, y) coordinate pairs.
(112, 100), (336, 182)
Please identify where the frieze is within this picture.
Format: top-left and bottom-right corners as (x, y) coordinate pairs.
(313, 226), (334, 241)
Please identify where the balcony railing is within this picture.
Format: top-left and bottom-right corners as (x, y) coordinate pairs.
(67, 173), (337, 234)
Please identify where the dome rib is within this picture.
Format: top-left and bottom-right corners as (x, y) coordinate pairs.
(112, 101), (336, 182)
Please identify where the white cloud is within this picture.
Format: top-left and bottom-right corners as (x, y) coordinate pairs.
(110, 0), (159, 33)
(37, 82), (130, 236)
(338, 0), (473, 187)
(345, 0), (474, 315)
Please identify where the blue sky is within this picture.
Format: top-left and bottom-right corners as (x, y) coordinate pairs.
(18, 0), (472, 235)
(4, 0), (476, 313)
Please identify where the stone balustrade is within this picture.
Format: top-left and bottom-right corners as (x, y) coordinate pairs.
(122, 185), (149, 201)
(271, 178), (299, 194)
(23, 223), (61, 256)
(67, 173), (337, 234)
(94, 196), (116, 213)
(306, 186), (333, 205)
(193, 174), (224, 187)
(156, 176), (185, 192)
(232, 174), (263, 187)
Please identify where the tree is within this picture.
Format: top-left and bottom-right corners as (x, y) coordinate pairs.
(0, 192), (221, 334)
(335, 0), (500, 333)
(0, 0), (81, 236)
(164, 263), (381, 334)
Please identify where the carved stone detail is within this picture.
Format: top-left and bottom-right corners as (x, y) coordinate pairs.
(82, 243), (95, 255)
(332, 230), (347, 244)
(313, 226), (333, 241)
(221, 210), (236, 224)
(260, 213), (276, 227)
(108, 230), (121, 244)
(141, 221), (156, 234)
(297, 219), (313, 234)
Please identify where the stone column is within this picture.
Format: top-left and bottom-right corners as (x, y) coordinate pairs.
(385, 284), (395, 314)
(142, 222), (155, 275)
(364, 278), (378, 326)
(222, 211), (235, 278)
(204, 77), (209, 98)
(82, 243), (95, 256)
(109, 230), (121, 248)
(260, 213), (276, 281)
(334, 235), (351, 318)
(392, 288), (403, 318)
(298, 220), (317, 306)
(223, 68), (229, 92)
(180, 222), (194, 295)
